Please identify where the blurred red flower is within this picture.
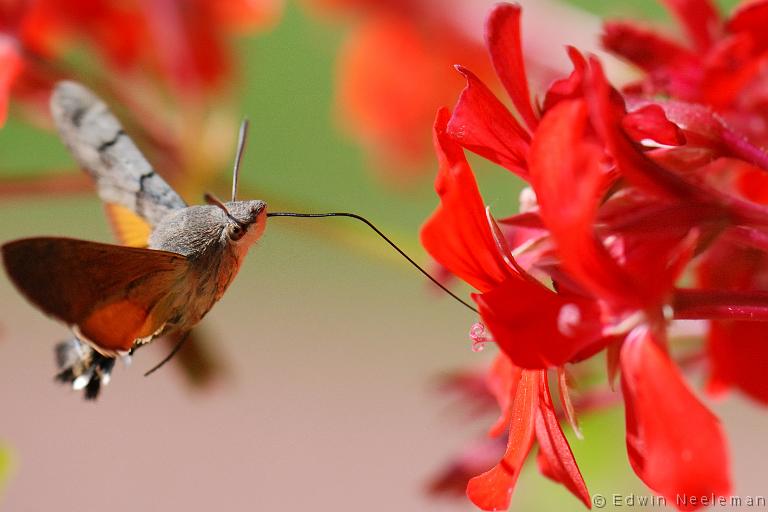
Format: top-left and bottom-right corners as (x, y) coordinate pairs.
(603, 0), (768, 146)
(0, 0), (280, 126)
(0, 0), (283, 196)
(0, 36), (21, 125)
(303, 0), (493, 177)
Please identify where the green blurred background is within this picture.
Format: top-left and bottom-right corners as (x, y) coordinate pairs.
(0, 1), (764, 511)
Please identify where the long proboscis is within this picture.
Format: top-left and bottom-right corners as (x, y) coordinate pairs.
(266, 211), (478, 314)
(146, 210), (478, 378)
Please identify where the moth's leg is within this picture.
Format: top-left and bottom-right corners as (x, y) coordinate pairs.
(143, 330), (191, 377)
(54, 337), (116, 400)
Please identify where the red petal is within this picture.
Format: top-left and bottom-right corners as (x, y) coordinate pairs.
(636, 98), (726, 157)
(585, 57), (701, 200)
(0, 39), (21, 126)
(447, 65), (530, 176)
(428, 437), (506, 498)
(630, 97), (768, 171)
(708, 321), (768, 404)
(599, 191), (718, 240)
(601, 21), (698, 73)
(534, 371), (591, 508)
(486, 353), (521, 438)
(466, 370), (538, 511)
(623, 104), (686, 146)
(698, 34), (765, 108)
(211, 0), (282, 32)
(542, 46), (587, 113)
(167, 4), (231, 90)
(621, 326), (731, 508)
(610, 226), (699, 310)
(24, 0), (148, 69)
(639, 97), (720, 133)
(485, 3), (538, 131)
(697, 236), (766, 289)
(473, 277), (604, 369)
(727, 0), (768, 50)
(661, 0), (721, 51)
(421, 109), (512, 292)
(529, 97), (641, 307)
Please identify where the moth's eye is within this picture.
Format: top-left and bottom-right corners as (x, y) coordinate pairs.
(229, 224), (247, 241)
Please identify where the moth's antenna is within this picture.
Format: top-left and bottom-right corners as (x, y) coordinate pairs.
(144, 332), (190, 377)
(267, 211), (478, 313)
(204, 192), (247, 229)
(232, 119), (249, 202)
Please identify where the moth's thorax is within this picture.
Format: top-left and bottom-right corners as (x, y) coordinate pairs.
(146, 200), (267, 333)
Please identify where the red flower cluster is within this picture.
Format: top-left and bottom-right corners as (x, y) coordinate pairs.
(604, 0), (768, 405)
(422, 2), (768, 510)
(0, 0), (280, 125)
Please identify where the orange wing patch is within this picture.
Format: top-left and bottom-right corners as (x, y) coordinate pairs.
(79, 300), (154, 353)
(104, 203), (152, 247)
(2, 237), (189, 354)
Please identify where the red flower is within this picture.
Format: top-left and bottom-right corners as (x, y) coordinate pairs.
(467, 364), (589, 511)
(603, 0), (768, 406)
(0, 0), (281, 128)
(423, 108), (605, 370)
(418, 2), (768, 509)
(621, 326), (730, 508)
(304, 0), (493, 174)
(422, 101), (594, 511)
(602, 0), (768, 148)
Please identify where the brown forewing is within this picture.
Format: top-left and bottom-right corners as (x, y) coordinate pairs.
(2, 237), (189, 352)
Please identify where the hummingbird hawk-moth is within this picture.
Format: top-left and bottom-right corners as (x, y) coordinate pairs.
(2, 81), (267, 398)
(1, 81), (480, 399)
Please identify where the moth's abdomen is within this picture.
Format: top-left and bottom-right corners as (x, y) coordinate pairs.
(55, 338), (116, 400)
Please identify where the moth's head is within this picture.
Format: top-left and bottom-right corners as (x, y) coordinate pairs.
(223, 199), (267, 247)
(147, 198), (266, 258)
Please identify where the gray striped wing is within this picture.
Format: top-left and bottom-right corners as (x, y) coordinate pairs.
(50, 81), (186, 226)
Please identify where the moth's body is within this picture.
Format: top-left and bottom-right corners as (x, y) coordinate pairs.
(1, 81), (267, 397)
(144, 202), (266, 344)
